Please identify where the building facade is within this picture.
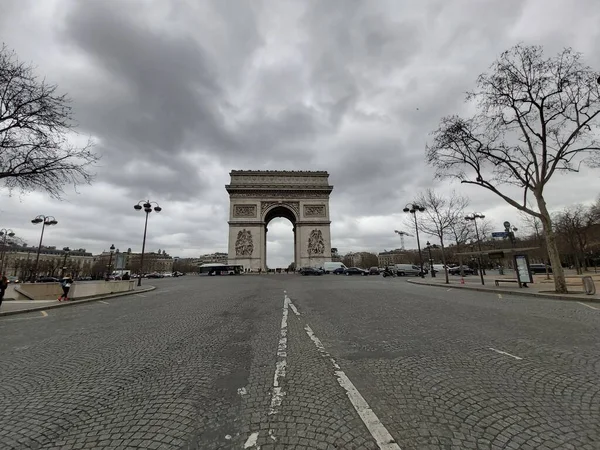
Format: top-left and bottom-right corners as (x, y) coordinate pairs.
(93, 249), (174, 276)
(1, 246), (94, 280)
(378, 249), (409, 267)
(196, 252), (228, 265)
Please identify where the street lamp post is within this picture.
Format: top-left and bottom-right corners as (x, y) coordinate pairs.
(106, 244), (115, 280)
(61, 247), (71, 278)
(403, 203), (426, 278)
(134, 200), (162, 286)
(0, 228), (15, 274)
(465, 213), (485, 285)
(425, 241), (439, 278)
(31, 215), (58, 281)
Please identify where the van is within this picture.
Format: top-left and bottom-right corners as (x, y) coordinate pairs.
(394, 264), (422, 276)
(323, 261), (347, 274)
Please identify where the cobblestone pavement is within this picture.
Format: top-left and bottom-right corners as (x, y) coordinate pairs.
(1, 275), (599, 449)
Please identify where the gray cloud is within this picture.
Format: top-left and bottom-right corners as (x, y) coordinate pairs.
(1, 0), (599, 267)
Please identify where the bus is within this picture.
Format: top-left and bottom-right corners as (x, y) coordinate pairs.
(198, 263), (243, 275)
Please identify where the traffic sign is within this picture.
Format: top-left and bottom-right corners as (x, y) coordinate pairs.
(491, 231), (508, 238)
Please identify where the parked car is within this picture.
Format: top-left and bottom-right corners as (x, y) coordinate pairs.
(530, 264), (552, 274)
(448, 265), (474, 275)
(344, 267), (368, 276)
(368, 266), (380, 275)
(332, 267), (345, 275)
(36, 276), (60, 283)
(299, 267), (323, 276)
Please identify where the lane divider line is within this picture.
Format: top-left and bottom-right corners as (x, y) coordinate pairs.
(243, 431), (259, 448)
(304, 324), (401, 450)
(577, 302), (599, 310)
(269, 295), (289, 415)
(286, 294), (300, 316)
(489, 347), (523, 360)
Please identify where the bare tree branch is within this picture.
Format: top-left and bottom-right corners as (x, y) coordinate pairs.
(0, 43), (99, 199)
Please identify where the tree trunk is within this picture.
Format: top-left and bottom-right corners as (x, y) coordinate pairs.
(536, 194), (568, 294)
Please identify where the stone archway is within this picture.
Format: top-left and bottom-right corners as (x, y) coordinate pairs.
(226, 170), (333, 271)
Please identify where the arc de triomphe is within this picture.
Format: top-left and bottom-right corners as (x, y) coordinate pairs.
(226, 170), (333, 270)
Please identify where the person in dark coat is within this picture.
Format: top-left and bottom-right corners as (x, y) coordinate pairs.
(0, 275), (8, 308)
(59, 274), (73, 301)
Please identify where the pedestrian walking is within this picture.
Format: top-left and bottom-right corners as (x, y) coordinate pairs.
(0, 274), (8, 308)
(59, 274), (73, 301)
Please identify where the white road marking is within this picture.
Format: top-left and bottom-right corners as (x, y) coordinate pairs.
(498, 294), (503, 299)
(577, 302), (599, 310)
(243, 432), (259, 448)
(41, 310), (48, 317)
(268, 429), (277, 441)
(304, 324), (401, 450)
(99, 300), (110, 305)
(489, 347), (523, 360)
(286, 294), (300, 316)
(135, 294), (147, 298)
(269, 295), (289, 415)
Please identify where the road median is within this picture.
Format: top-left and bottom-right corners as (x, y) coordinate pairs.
(0, 285), (157, 317)
(406, 278), (600, 303)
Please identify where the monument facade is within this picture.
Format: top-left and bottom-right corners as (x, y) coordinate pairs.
(226, 170), (333, 270)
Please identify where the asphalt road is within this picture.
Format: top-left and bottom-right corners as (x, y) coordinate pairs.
(1, 275), (599, 450)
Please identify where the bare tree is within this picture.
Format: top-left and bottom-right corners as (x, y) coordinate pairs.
(0, 44), (98, 199)
(416, 189), (469, 283)
(554, 205), (594, 273)
(427, 44), (600, 293)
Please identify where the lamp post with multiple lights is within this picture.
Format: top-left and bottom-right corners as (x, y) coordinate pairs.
(106, 244), (115, 280)
(425, 241), (439, 278)
(134, 200), (162, 286)
(465, 213), (485, 285)
(0, 228), (15, 274)
(403, 203), (426, 278)
(31, 215), (58, 281)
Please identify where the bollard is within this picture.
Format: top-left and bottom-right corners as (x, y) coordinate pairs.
(582, 276), (596, 295)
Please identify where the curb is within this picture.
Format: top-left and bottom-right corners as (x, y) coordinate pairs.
(405, 279), (600, 303)
(0, 286), (157, 317)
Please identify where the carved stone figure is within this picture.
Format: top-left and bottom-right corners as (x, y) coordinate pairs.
(307, 229), (325, 255)
(304, 205), (326, 217)
(234, 205), (257, 218)
(235, 229), (254, 256)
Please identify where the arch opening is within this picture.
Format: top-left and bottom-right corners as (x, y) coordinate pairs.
(264, 206), (297, 271)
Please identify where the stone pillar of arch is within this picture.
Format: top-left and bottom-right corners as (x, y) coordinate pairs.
(226, 170), (333, 271)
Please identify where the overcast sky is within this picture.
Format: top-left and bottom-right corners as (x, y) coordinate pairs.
(1, 0), (599, 268)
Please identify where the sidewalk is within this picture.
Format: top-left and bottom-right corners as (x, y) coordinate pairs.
(406, 273), (600, 303)
(0, 285), (156, 317)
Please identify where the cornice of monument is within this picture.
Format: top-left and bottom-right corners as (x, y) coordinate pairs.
(230, 170), (329, 177)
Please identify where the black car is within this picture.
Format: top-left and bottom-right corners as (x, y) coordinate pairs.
(448, 265), (474, 275)
(368, 266), (380, 275)
(332, 267), (345, 275)
(300, 267), (323, 276)
(344, 267), (367, 276)
(36, 276), (60, 283)
(530, 264), (552, 274)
